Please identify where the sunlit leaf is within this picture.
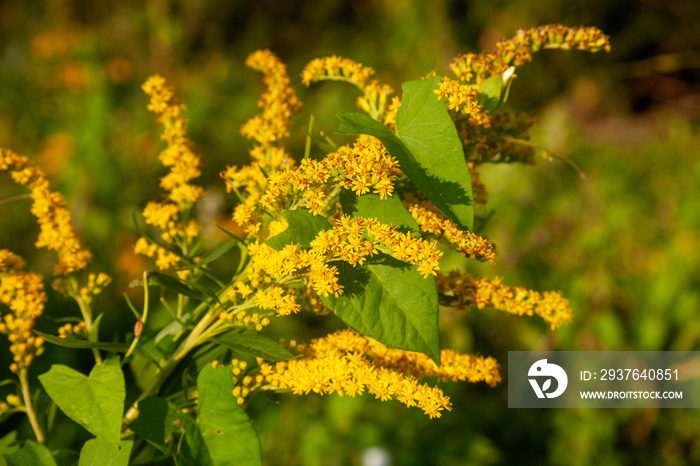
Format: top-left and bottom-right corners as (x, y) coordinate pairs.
(38, 358), (125, 445)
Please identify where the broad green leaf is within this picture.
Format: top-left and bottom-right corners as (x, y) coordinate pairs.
(266, 209), (333, 250)
(129, 397), (182, 454)
(396, 76), (474, 231)
(321, 253), (441, 364)
(337, 111), (473, 231)
(50, 449), (79, 465)
(33, 330), (156, 364)
(214, 333), (295, 361)
(339, 189), (420, 237)
(5, 441), (56, 466)
(38, 357), (125, 445)
(177, 414), (209, 466)
(195, 365), (262, 466)
(78, 439), (133, 466)
(0, 432), (18, 458)
(477, 73), (502, 111)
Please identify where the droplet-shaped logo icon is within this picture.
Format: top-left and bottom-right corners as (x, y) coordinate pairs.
(528, 359), (568, 398)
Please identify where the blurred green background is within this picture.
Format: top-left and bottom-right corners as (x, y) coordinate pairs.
(1, 0), (699, 464)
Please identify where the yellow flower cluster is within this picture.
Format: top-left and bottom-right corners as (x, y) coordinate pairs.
(142, 75), (204, 204)
(245, 215), (441, 306)
(301, 55), (394, 121)
(1, 149), (92, 275)
(260, 330), (475, 418)
(311, 215), (443, 278)
(133, 237), (181, 271)
(138, 75), (204, 271)
(240, 50), (302, 145)
(435, 77), (491, 127)
(450, 24), (610, 85)
(0, 394), (22, 414)
(221, 51), (302, 240)
(0, 250), (46, 372)
(255, 286), (301, 317)
(219, 284), (272, 329)
(223, 135), (400, 239)
(436, 270), (573, 329)
(301, 55), (375, 87)
(298, 284), (331, 315)
(382, 96), (402, 131)
(248, 243), (343, 298)
(407, 204), (495, 263)
(231, 358), (260, 405)
(316, 329), (501, 386)
(58, 321), (87, 339)
(269, 135), (399, 210)
(53, 272), (111, 303)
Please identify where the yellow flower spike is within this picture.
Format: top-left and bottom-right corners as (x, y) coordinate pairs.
(435, 77), (491, 127)
(436, 270), (573, 329)
(301, 55), (375, 88)
(261, 329), (493, 417)
(0, 250), (47, 372)
(450, 24), (610, 86)
(138, 75), (204, 271)
(241, 50), (301, 146)
(407, 204), (495, 263)
(302, 56), (396, 120)
(1, 151), (92, 275)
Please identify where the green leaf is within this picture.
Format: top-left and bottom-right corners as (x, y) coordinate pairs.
(33, 330), (157, 364)
(38, 357), (125, 445)
(339, 189), (420, 237)
(0, 432), (18, 458)
(78, 439), (133, 466)
(148, 272), (224, 309)
(477, 74), (502, 111)
(177, 414), (209, 466)
(195, 365), (262, 466)
(177, 241), (239, 271)
(129, 397), (182, 454)
(5, 441), (56, 466)
(396, 76), (474, 231)
(321, 253), (441, 364)
(265, 209), (333, 250)
(214, 333), (295, 361)
(214, 223), (246, 245)
(148, 271), (205, 301)
(337, 107), (473, 231)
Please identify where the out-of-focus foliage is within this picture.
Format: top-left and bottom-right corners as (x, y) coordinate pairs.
(1, 0), (699, 464)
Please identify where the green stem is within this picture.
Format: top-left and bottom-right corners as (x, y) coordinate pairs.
(19, 369), (44, 444)
(0, 194), (31, 206)
(76, 293), (102, 365)
(122, 280), (236, 431)
(125, 272), (150, 360)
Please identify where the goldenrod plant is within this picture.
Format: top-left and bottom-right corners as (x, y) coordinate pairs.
(0, 25), (608, 465)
